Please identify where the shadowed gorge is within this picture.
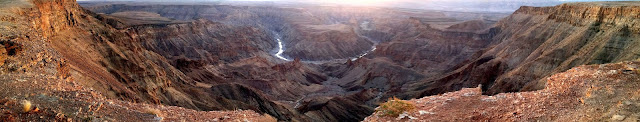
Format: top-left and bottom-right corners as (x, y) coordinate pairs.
(1, 0), (640, 121)
(73, 2), (506, 121)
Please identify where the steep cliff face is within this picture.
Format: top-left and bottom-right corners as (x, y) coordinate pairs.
(28, 0), (196, 107)
(127, 19), (275, 64)
(403, 2), (640, 98)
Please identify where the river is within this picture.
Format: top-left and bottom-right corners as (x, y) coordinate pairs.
(272, 21), (378, 63)
(275, 38), (291, 61)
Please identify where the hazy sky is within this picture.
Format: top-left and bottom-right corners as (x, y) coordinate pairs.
(77, 0), (638, 12)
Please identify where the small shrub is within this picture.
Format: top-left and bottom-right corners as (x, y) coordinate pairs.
(375, 97), (416, 117)
(21, 100), (31, 113)
(144, 107), (163, 117)
(257, 113), (278, 122)
(0, 41), (22, 56)
(56, 61), (71, 79)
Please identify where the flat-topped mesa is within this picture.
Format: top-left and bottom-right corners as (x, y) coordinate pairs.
(516, 2), (640, 27)
(550, 2), (640, 26)
(513, 6), (553, 15)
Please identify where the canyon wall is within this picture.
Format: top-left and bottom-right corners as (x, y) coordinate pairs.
(6, 0), (640, 121)
(75, 3), (506, 121)
(83, 4), (380, 61)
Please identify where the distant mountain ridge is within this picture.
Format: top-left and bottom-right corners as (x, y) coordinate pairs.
(77, 0), (630, 12)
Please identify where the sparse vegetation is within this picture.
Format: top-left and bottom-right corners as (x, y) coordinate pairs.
(21, 100), (31, 113)
(144, 107), (163, 118)
(257, 113), (278, 122)
(56, 60), (70, 79)
(375, 97), (416, 117)
(0, 41), (22, 56)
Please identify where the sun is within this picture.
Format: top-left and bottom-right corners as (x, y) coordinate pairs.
(319, 0), (393, 6)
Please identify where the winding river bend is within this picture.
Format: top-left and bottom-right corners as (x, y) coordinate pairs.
(272, 21), (378, 63)
(275, 38), (291, 61)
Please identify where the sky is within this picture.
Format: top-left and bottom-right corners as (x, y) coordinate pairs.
(77, 0), (639, 12)
(235, 0), (637, 12)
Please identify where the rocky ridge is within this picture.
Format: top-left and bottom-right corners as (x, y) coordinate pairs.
(401, 2), (640, 100)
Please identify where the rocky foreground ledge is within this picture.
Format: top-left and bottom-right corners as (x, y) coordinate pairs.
(0, 72), (275, 121)
(0, 0), (274, 121)
(365, 61), (640, 121)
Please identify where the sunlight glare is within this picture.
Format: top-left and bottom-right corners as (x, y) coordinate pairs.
(319, 0), (394, 6)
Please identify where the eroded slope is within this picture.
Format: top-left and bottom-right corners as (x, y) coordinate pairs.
(0, 0), (273, 121)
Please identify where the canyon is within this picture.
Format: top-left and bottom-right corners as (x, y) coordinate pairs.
(1, 0), (640, 121)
